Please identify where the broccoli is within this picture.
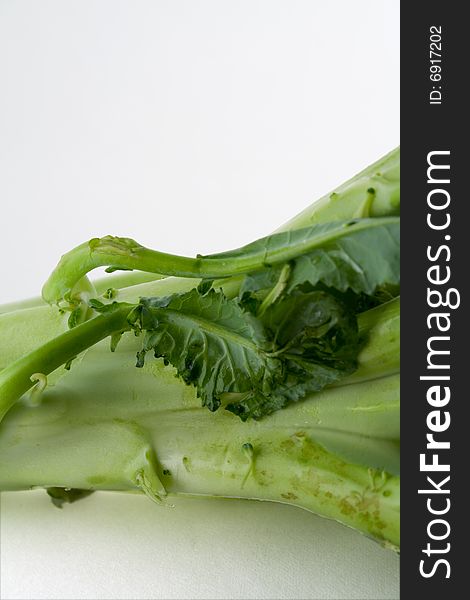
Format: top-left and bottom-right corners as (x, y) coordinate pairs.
(0, 147), (400, 550)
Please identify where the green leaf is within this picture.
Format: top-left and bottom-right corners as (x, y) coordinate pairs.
(261, 290), (358, 363)
(226, 291), (359, 419)
(196, 280), (214, 295)
(68, 304), (86, 329)
(89, 299), (124, 314)
(128, 288), (359, 419)
(238, 270), (280, 315)
(238, 219), (399, 301)
(287, 221), (399, 295)
(46, 487), (94, 508)
(129, 289), (280, 412)
(42, 217), (398, 306)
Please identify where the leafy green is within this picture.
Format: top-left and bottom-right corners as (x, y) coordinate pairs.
(227, 291), (358, 419)
(88, 288), (359, 419)
(128, 289), (277, 413)
(46, 487), (94, 508)
(0, 147), (401, 551)
(2, 217), (398, 422)
(42, 217), (398, 306)
(238, 219), (399, 303)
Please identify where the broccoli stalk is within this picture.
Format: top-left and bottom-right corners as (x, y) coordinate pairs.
(0, 322), (399, 548)
(0, 295), (400, 548)
(0, 148), (400, 550)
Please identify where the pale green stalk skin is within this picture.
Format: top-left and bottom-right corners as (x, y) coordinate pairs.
(0, 277), (198, 371)
(0, 273), (165, 316)
(277, 147), (400, 232)
(0, 149), (400, 547)
(0, 330), (399, 547)
(0, 296), (48, 314)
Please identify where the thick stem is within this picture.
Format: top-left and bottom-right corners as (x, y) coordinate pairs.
(339, 297), (400, 385)
(0, 272), (165, 316)
(41, 217), (398, 304)
(0, 306), (132, 422)
(278, 147), (400, 231)
(1, 147), (399, 317)
(2, 147), (399, 316)
(0, 348), (399, 547)
(0, 291), (400, 423)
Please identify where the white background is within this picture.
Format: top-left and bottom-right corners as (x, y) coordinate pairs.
(0, 1), (399, 598)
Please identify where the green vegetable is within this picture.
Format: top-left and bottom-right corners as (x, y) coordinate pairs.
(0, 147), (400, 550)
(42, 217), (399, 305)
